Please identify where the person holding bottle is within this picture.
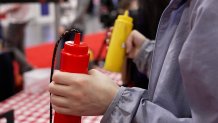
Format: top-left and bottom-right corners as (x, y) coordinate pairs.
(49, 0), (218, 122)
(58, 0), (90, 35)
(0, 4), (33, 73)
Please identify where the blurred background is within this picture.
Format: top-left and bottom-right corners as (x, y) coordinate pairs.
(0, 1), (103, 47)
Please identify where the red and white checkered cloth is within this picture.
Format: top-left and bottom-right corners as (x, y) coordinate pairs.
(0, 68), (121, 123)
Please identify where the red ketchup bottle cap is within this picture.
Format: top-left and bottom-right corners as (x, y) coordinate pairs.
(64, 33), (88, 55)
(60, 33), (89, 73)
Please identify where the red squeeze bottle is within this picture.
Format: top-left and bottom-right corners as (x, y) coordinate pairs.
(54, 33), (90, 123)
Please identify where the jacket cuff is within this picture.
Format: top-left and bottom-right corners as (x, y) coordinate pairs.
(133, 40), (155, 74)
(101, 86), (126, 122)
(101, 87), (146, 123)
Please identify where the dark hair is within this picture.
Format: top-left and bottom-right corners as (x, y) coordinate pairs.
(136, 0), (170, 39)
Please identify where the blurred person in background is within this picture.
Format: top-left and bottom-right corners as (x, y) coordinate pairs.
(58, 0), (90, 36)
(0, 3), (33, 73)
(99, 0), (116, 28)
(99, 0), (137, 28)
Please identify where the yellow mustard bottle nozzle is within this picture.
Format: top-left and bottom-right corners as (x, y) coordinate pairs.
(124, 10), (129, 16)
(118, 10), (133, 23)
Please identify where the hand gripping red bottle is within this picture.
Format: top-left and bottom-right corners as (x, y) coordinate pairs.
(54, 33), (90, 123)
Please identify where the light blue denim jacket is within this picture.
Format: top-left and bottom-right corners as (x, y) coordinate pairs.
(101, 0), (218, 122)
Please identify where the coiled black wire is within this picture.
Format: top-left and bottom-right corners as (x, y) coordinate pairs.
(49, 28), (80, 123)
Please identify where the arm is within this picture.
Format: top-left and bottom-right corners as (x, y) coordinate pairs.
(125, 30), (155, 77)
(0, 4), (21, 14)
(73, 0), (90, 24)
(101, 87), (191, 123)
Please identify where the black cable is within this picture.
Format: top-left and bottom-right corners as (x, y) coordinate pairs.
(49, 28), (80, 123)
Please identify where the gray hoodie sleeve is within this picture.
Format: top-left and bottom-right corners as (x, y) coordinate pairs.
(100, 87), (191, 123)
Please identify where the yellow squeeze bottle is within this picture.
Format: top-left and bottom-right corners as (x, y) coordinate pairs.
(104, 11), (133, 72)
